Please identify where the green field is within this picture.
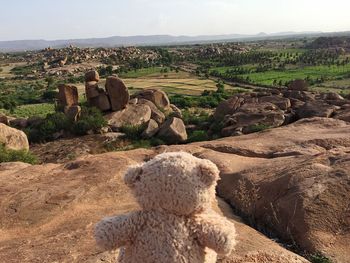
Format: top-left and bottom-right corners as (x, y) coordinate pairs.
(0, 103), (55, 118)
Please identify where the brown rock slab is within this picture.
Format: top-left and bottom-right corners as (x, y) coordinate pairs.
(105, 76), (129, 111)
(0, 149), (308, 263)
(137, 98), (165, 124)
(57, 84), (78, 107)
(214, 96), (245, 120)
(158, 117), (187, 144)
(141, 119), (159, 139)
(0, 123), (29, 151)
(85, 81), (100, 99)
(89, 92), (111, 112)
(297, 101), (337, 119)
(85, 70), (100, 82)
(106, 104), (151, 130)
(133, 89), (170, 109)
(259, 95), (291, 110)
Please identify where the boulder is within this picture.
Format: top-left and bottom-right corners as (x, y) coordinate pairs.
(158, 117), (187, 144)
(221, 102), (285, 135)
(297, 101), (337, 119)
(283, 90), (315, 102)
(89, 92), (111, 112)
(57, 84), (78, 107)
(85, 70), (100, 82)
(64, 105), (81, 122)
(141, 119), (159, 139)
(0, 123), (29, 151)
(259, 95), (291, 110)
(288, 79), (309, 91)
(133, 89), (170, 109)
(320, 92), (344, 101)
(214, 96), (245, 120)
(106, 104), (151, 130)
(137, 98), (165, 124)
(105, 76), (129, 111)
(334, 109), (350, 122)
(85, 81), (100, 99)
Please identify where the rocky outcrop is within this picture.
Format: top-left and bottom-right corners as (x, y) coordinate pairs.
(297, 101), (337, 118)
(201, 117), (350, 263)
(106, 104), (152, 130)
(158, 117), (187, 144)
(212, 88), (350, 136)
(57, 84), (79, 107)
(85, 70), (100, 82)
(105, 76), (129, 111)
(0, 123), (29, 151)
(0, 144), (309, 263)
(132, 89), (170, 109)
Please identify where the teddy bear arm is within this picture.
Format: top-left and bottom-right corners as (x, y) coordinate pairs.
(94, 212), (141, 251)
(196, 218), (237, 255)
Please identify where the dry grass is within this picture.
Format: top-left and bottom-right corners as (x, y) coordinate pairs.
(77, 71), (241, 97)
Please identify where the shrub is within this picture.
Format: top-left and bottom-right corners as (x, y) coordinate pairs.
(249, 124), (271, 133)
(119, 124), (147, 140)
(42, 90), (58, 102)
(0, 144), (37, 164)
(187, 130), (209, 143)
(71, 107), (107, 136)
(309, 253), (332, 263)
(182, 110), (210, 126)
(25, 112), (70, 143)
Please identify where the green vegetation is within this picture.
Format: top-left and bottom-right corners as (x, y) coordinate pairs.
(0, 144), (37, 164)
(309, 253), (332, 263)
(71, 107), (107, 136)
(1, 103), (55, 118)
(119, 124), (147, 140)
(119, 67), (166, 78)
(25, 107), (106, 143)
(187, 130), (209, 143)
(248, 124), (272, 133)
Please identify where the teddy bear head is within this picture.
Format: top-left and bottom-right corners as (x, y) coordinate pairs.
(124, 152), (220, 216)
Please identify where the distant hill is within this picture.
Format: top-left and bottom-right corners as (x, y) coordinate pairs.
(0, 31), (349, 52)
(308, 36), (350, 49)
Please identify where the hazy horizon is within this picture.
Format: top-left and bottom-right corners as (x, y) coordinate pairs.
(1, 0), (350, 41)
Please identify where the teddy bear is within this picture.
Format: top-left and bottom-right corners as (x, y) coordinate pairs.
(94, 152), (237, 263)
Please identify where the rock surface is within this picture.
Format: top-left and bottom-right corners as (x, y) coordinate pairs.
(57, 84), (79, 107)
(106, 104), (151, 130)
(0, 123), (29, 151)
(85, 70), (100, 82)
(1, 118), (349, 262)
(133, 89), (170, 109)
(0, 150), (308, 263)
(158, 117), (188, 144)
(105, 76), (129, 111)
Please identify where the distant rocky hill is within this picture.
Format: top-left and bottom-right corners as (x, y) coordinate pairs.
(0, 31), (338, 52)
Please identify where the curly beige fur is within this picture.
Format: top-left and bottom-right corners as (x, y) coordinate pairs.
(95, 152), (237, 263)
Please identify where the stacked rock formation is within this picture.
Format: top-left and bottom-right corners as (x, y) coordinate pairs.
(57, 84), (81, 121)
(83, 70), (187, 144)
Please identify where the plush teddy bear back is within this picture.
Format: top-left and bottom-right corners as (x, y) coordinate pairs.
(95, 152), (237, 263)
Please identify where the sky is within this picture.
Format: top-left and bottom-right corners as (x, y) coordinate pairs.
(0, 0), (349, 41)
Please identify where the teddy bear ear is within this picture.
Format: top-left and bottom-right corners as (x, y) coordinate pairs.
(124, 164), (143, 188)
(198, 160), (220, 186)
